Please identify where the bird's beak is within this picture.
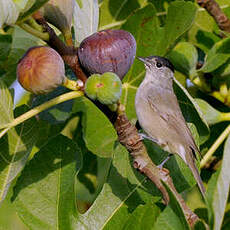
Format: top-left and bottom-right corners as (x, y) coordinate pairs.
(137, 56), (149, 65)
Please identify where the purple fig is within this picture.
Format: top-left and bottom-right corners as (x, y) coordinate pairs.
(78, 29), (136, 80)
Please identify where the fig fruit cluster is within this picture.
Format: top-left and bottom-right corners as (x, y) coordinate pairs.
(17, 29), (136, 98)
(78, 29), (136, 80)
(85, 72), (122, 105)
(17, 46), (65, 94)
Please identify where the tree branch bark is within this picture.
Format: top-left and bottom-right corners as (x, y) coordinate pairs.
(197, 0), (230, 33)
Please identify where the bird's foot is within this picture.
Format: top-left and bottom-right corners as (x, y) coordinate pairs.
(139, 133), (159, 144)
(157, 154), (173, 169)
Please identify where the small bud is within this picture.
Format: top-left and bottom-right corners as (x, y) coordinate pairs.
(17, 46), (65, 94)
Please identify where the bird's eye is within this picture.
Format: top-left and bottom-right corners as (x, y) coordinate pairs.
(156, 62), (162, 68)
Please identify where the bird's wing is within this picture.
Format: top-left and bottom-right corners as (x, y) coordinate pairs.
(146, 88), (200, 158)
(146, 87), (205, 197)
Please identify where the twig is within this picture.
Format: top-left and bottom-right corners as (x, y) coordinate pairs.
(19, 23), (49, 41)
(32, 11), (88, 83)
(0, 91), (84, 138)
(197, 0), (230, 33)
(200, 124), (230, 168)
(114, 104), (200, 228)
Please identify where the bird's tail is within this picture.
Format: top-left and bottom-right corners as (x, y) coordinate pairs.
(188, 158), (206, 198)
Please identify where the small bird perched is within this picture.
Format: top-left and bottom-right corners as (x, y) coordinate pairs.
(135, 56), (205, 197)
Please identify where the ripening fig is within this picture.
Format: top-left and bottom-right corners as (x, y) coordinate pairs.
(41, 0), (74, 45)
(17, 46), (65, 94)
(84, 74), (101, 100)
(78, 29), (136, 80)
(85, 72), (122, 105)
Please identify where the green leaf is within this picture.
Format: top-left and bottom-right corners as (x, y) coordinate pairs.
(13, 134), (82, 230)
(69, 116), (112, 204)
(0, 80), (14, 126)
(17, 0), (49, 22)
(13, 0), (30, 11)
(0, 34), (12, 62)
(162, 182), (190, 230)
(194, 220), (207, 230)
(102, 205), (131, 230)
(72, 97), (117, 157)
(0, 0), (19, 28)
(73, 0), (99, 45)
(163, 1), (197, 52)
(99, 0), (146, 30)
(173, 79), (210, 145)
(222, 209), (230, 230)
(206, 133), (230, 230)
(153, 206), (185, 230)
(2, 26), (42, 86)
(195, 99), (224, 125)
(74, 144), (160, 229)
(200, 37), (230, 73)
(0, 105), (38, 204)
(193, 6), (215, 33)
(188, 25), (221, 53)
(122, 203), (160, 230)
(32, 87), (73, 124)
(213, 59), (230, 79)
(168, 42), (198, 77)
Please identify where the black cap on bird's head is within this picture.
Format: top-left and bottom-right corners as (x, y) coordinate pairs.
(138, 56), (174, 73)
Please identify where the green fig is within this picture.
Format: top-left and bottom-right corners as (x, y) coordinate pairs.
(84, 74), (101, 100)
(85, 72), (122, 105)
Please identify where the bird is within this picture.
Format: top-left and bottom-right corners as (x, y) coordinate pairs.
(135, 55), (205, 197)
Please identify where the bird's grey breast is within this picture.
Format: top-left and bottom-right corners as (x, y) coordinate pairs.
(135, 81), (169, 140)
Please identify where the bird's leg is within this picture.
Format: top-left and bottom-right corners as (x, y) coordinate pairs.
(139, 132), (172, 169)
(157, 154), (173, 169)
(139, 133), (159, 144)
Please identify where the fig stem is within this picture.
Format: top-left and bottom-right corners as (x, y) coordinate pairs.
(27, 17), (44, 32)
(0, 91), (84, 139)
(220, 112), (230, 122)
(63, 29), (73, 46)
(18, 22), (49, 41)
(62, 77), (83, 91)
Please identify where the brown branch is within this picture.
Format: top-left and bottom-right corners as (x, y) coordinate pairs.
(114, 104), (201, 228)
(197, 0), (230, 33)
(32, 11), (88, 83)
